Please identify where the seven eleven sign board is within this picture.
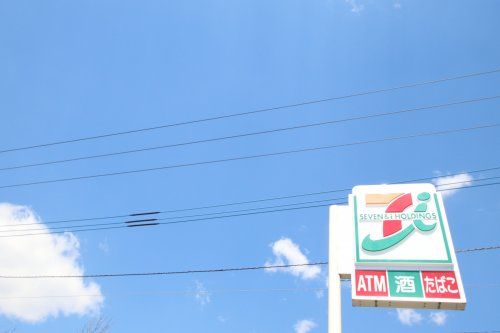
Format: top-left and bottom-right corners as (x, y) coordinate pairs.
(350, 184), (466, 310)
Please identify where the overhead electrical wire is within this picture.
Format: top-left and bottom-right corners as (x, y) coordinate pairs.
(0, 123), (498, 190)
(465, 284), (500, 289)
(1, 68), (499, 155)
(0, 198), (346, 233)
(11, 165), (496, 228)
(0, 72), (497, 321)
(0, 283), (498, 300)
(452, 331), (500, 333)
(1, 181), (499, 239)
(456, 245), (500, 253)
(450, 330), (500, 333)
(0, 175), (498, 234)
(0, 171), (497, 231)
(0, 244), (498, 279)
(0, 95), (498, 172)
(0, 262), (328, 279)
(0, 203), (340, 238)
(0, 287), (329, 300)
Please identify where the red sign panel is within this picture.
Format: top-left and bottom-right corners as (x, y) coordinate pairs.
(422, 271), (461, 299)
(355, 270), (388, 297)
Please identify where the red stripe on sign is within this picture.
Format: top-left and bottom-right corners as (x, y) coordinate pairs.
(383, 220), (403, 237)
(386, 193), (413, 213)
(421, 271), (461, 299)
(355, 270), (388, 297)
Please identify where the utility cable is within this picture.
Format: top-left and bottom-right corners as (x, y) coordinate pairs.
(456, 245), (500, 253)
(15, 165), (497, 228)
(453, 331), (500, 333)
(1, 95), (498, 172)
(1, 68), (499, 154)
(0, 197), (347, 233)
(0, 181), (499, 239)
(0, 123), (497, 190)
(0, 262), (328, 279)
(0, 287), (329, 300)
(0, 283), (498, 300)
(0, 244), (497, 279)
(0, 176), (497, 234)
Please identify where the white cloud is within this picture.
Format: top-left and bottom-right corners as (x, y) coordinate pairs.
(345, 0), (364, 13)
(0, 203), (103, 323)
(98, 238), (109, 254)
(217, 315), (228, 323)
(433, 172), (473, 198)
(429, 311), (447, 326)
(194, 281), (210, 306)
(265, 238), (321, 280)
(294, 319), (317, 333)
(396, 309), (422, 326)
(394, 2), (402, 9)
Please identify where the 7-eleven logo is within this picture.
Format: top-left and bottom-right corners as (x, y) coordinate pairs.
(361, 192), (437, 252)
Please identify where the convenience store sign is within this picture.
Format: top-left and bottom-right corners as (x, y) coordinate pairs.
(350, 184), (466, 310)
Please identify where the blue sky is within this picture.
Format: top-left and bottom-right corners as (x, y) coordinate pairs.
(0, 0), (499, 332)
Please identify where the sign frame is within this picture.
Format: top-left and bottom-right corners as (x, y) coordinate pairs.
(349, 184), (466, 310)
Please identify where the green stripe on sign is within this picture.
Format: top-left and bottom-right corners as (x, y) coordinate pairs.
(388, 271), (423, 298)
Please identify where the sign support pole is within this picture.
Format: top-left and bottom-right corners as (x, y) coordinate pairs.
(329, 207), (343, 333)
(329, 268), (342, 333)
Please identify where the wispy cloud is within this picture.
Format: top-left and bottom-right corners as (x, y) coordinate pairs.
(217, 315), (228, 323)
(0, 203), (103, 323)
(194, 281), (211, 306)
(265, 238), (321, 280)
(345, 0), (364, 13)
(433, 172), (473, 198)
(98, 238), (110, 254)
(294, 319), (317, 333)
(396, 309), (422, 326)
(429, 311), (447, 325)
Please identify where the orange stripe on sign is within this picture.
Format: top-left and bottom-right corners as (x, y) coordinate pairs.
(365, 193), (404, 205)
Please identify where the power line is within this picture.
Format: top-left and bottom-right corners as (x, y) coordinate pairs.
(18, 165), (497, 227)
(0, 243), (497, 279)
(0, 262), (328, 279)
(456, 330), (500, 333)
(0, 202), (334, 238)
(1, 176), (497, 234)
(0, 283), (498, 300)
(464, 283), (500, 288)
(0, 288), (328, 300)
(0, 176), (498, 233)
(455, 244), (500, 253)
(0, 123), (497, 190)
(0, 177), (493, 233)
(2, 68), (499, 155)
(1, 95), (498, 172)
(1, 181), (500, 239)
(0, 198), (344, 233)
(456, 245), (500, 253)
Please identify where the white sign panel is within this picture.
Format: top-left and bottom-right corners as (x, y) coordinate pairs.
(350, 184), (466, 310)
